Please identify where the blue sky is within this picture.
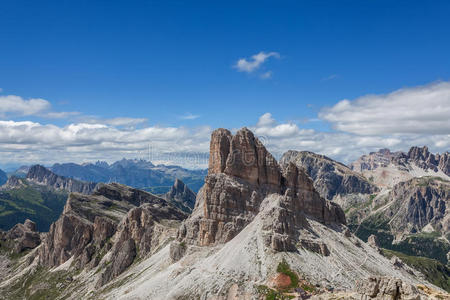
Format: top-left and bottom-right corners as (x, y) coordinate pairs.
(0, 1), (449, 168)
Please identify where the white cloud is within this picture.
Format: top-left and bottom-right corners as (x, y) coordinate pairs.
(0, 120), (213, 168)
(250, 113), (449, 165)
(0, 94), (79, 119)
(1, 82), (449, 169)
(234, 51), (280, 73)
(319, 81), (450, 135)
(0, 95), (51, 117)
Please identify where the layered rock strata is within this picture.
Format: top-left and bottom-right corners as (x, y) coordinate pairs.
(178, 128), (346, 249)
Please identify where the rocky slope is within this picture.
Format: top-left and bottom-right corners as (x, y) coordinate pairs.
(50, 159), (207, 193)
(0, 128), (445, 300)
(27, 165), (97, 194)
(163, 178), (196, 213)
(280, 150), (378, 212)
(38, 183), (186, 272)
(354, 177), (450, 263)
(351, 147), (450, 187)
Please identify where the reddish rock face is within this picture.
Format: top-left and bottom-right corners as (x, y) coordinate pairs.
(209, 127), (281, 189)
(208, 128), (232, 174)
(178, 128), (346, 249)
(269, 273), (292, 289)
(223, 128), (281, 189)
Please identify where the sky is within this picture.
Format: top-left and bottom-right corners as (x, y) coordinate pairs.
(0, 0), (449, 169)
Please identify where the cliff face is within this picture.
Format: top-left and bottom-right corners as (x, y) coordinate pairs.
(38, 182), (187, 284)
(178, 128), (346, 248)
(381, 177), (449, 238)
(280, 150), (378, 201)
(26, 165), (97, 194)
(163, 178), (196, 213)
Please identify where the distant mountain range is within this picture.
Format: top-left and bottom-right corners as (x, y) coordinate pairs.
(4, 158), (206, 194)
(0, 169), (7, 186)
(49, 158), (206, 193)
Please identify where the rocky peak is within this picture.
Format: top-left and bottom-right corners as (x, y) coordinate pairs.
(352, 146), (449, 177)
(0, 176), (26, 190)
(27, 165), (97, 194)
(178, 128), (346, 249)
(209, 127), (281, 191)
(281, 150), (378, 201)
(408, 146), (431, 161)
(164, 178), (196, 213)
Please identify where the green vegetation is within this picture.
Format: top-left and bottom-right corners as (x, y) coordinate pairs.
(381, 249), (450, 292)
(0, 182), (67, 231)
(3, 266), (78, 300)
(255, 261), (303, 300)
(256, 285), (294, 300)
(416, 176), (449, 186)
(354, 213), (450, 264)
(276, 260), (299, 289)
(300, 283), (316, 293)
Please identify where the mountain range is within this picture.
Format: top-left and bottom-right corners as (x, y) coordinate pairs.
(0, 128), (448, 299)
(50, 158), (207, 193)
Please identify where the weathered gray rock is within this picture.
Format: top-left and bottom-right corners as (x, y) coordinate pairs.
(97, 203), (185, 286)
(27, 165), (97, 194)
(356, 276), (421, 300)
(368, 234), (379, 248)
(351, 146), (449, 177)
(281, 150), (378, 201)
(2, 219), (41, 253)
(164, 178), (196, 213)
(39, 183), (186, 270)
(386, 177), (449, 237)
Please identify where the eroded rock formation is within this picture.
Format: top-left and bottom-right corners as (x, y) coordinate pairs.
(164, 178), (196, 213)
(39, 183), (187, 274)
(1, 219), (41, 253)
(178, 128), (346, 249)
(281, 150), (378, 201)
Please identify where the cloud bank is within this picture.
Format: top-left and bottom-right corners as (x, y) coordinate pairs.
(0, 82), (448, 169)
(320, 81), (450, 135)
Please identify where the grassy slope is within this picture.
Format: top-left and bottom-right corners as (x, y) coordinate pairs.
(381, 249), (450, 292)
(0, 184), (67, 232)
